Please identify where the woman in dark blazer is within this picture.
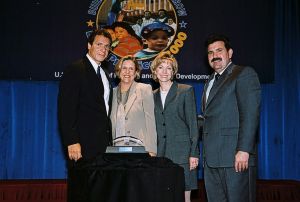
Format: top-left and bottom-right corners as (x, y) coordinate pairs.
(150, 52), (199, 202)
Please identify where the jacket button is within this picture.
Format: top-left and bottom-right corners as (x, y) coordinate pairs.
(163, 123), (165, 126)
(163, 136), (166, 138)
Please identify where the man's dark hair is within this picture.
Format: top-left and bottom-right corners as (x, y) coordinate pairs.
(88, 29), (112, 45)
(205, 34), (232, 51)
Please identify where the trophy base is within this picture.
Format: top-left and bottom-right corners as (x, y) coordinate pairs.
(105, 146), (147, 153)
(105, 146), (150, 160)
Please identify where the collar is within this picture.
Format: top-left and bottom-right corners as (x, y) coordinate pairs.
(86, 53), (100, 72)
(216, 61), (232, 76)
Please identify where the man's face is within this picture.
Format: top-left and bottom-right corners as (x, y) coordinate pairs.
(144, 12), (151, 19)
(159, 10), (166, 18)
(168, 19), (174, 25)
(207, 41), (233, 73)
(137, 19), (143, 25)
(146, 30), (169, 51)
(88, 35), (110, 64)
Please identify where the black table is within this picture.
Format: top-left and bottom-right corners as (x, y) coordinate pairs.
(67, 155), (185, 202)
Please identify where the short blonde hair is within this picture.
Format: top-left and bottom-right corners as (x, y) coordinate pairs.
(115, 55), (141, 79)
(150, 51), (178, 82)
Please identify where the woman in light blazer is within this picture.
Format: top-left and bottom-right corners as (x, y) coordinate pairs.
(151, 52), (199, 202)
(110, 55), (157, 156)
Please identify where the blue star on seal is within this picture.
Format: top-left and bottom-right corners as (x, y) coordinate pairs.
(179, 20), (188, 28)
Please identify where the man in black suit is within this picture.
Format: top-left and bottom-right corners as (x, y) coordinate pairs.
(58, 29), (112, 201)
(201, 34), (261, 202)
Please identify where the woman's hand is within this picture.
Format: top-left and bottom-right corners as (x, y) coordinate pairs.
(149, 152), (157, 157)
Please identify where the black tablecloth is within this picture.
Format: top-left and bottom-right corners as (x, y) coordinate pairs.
(68, 155), (185, 202)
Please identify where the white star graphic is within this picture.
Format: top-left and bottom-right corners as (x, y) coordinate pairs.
(179, 20), (188, 28)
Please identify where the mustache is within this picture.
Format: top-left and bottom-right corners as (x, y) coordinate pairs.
(211, 57), (222, 62)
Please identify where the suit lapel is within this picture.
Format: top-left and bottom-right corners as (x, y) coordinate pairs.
(111, 88), (118, 127)
(164, 82), (177, 110)
(83, 57), (104, 96)
(202, 74), (214, 112)
(124, 81), (137, 116)
(154, 89), (163, 112)
(206, 63), (235, 108)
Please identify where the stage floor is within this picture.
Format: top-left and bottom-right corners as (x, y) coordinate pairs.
(1, 179), (300, 202)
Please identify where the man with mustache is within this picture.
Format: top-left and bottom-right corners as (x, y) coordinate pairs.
(201, 34), (261, 202)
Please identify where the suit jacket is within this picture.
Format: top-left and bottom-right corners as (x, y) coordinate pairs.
(110, 81), (157, 153)
(154, 82), (199, 164)
(201, 63), (261, 167)
(58, 56), (112, 160)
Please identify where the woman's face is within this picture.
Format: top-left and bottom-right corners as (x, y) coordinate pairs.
(115, 27), (129, 39)
(119, 60), (136, 85)
(155, 59), (173, 83)
(146, 30), (169, 51)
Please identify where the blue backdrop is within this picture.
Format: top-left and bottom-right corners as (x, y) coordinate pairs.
(0, 0), (299, 180)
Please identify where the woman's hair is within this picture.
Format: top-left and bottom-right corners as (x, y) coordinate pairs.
(150, 51), (178, 82)
(112, 21), (143, 45)
(115, 55), (141, 79)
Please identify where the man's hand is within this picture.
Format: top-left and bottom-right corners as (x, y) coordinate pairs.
(189, 157), (199, 170)
(235, 151), (249, 172)
(68, 143), (82, 161)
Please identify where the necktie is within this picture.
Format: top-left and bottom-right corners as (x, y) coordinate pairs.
(97, 66), (102, 79)
(215, 73), (220, 81)
(210, 73), (220, 91)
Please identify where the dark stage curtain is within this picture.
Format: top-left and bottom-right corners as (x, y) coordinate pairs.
(0, 0), (299, 180)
